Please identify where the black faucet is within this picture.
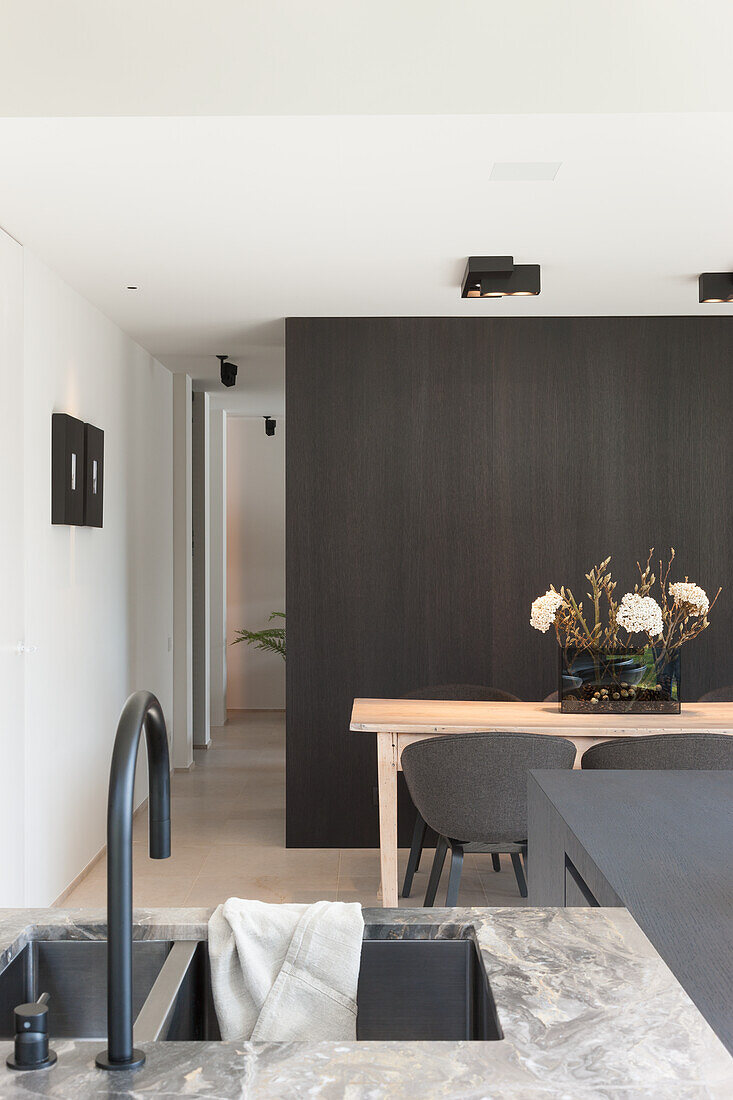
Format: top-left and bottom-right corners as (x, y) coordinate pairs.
(96, 692), (171, 1071)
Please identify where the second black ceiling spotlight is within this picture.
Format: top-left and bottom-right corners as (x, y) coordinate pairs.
(461, 256), (541, 298)
(699, 272), (733, 303)
(217, 354), (238, 387)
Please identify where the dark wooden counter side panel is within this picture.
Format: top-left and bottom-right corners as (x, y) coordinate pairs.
(528, 769), (733, 1054)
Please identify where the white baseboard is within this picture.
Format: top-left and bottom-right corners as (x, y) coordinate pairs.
(52, 798), (149, 907)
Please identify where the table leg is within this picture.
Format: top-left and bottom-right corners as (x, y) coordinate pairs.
(377, 732), (398, 907)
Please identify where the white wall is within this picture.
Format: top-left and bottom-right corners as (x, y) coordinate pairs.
(172, 373), (193, 768)
(0, 229), (26, 905)
(0, 241), (173, 907)
(209, 409), (227, 727)
(226, 416), (285, 709)
(191, 391), (210, 745)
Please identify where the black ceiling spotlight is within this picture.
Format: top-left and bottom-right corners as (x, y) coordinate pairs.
(217, 354), (238, 387)
(699, 272), (733, 303)
(461, 256), (541, 298)
(264, 416), (276, 437)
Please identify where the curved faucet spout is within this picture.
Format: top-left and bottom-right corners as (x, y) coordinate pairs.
(96, 691), (171, 1071)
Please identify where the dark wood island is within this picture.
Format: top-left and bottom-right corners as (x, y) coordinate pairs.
(528, 769), (733, 1053)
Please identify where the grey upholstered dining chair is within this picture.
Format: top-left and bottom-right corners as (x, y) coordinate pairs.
(400, 685), (521, 898)
(698, 686), (733, 702)
(581, 732), (733, 770)
(401, 731), (576, 906)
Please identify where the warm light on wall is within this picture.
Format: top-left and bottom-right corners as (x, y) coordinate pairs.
(461, 256), (541, 298)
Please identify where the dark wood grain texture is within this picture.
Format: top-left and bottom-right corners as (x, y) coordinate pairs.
(528, 771), (624, 909)
(528, 770), (733, 1054)
(286, 317), (733, 847)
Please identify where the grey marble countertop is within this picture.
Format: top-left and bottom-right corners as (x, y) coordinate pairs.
(0, 904), (730, 1098)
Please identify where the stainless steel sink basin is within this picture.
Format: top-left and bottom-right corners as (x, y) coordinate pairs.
(356, 938), (502, 1041)
(0, 933), (502, 1045)
(0, 940), (171, 1041)
(143, 934), (503, 1043)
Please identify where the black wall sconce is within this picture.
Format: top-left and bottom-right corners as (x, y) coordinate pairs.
(699, 272), (733, 303)
(264, 416), (276, 437)
(51, 414), (85, 525)
(52, 413), (104, 527)
(83, 423), (105, 527)
(461, 256), (541, 298)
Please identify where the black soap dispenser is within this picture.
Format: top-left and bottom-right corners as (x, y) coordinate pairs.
(6, 993), (57, 1071)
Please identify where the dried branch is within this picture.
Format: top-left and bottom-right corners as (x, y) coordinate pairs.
(534, 547), (720, 660)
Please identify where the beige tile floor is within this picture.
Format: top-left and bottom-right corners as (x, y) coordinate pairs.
(60, 710), (527, 909)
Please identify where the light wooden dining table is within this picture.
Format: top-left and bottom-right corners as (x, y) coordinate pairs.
(350, 698), (733, 907)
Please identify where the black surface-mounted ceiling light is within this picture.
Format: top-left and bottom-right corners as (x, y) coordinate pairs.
(699, 272), (733, 303)
(461, 256), (541, 298)
(217, 354), (238, 387)
(264, 416), (276, 437)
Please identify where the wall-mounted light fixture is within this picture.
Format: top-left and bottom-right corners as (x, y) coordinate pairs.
(83, 424), (105, 528)
(264, 416), (276, 437)
(217, 354), (238, 387)
(699, 272), (733, 303)
(51, 413), (104, 527)
(461, 256), (541, 298)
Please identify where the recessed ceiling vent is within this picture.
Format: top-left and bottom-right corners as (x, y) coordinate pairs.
(461, 256), (541, 298)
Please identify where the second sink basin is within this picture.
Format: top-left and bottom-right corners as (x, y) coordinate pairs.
(160, 933), (504, 1042)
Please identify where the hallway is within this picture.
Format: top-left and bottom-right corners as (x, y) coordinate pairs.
(60, 711), (527, 909)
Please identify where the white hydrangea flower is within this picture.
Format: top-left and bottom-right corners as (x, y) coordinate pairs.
(530, 589), (564, 633)
(669, 581), (709, 616)
(616, 592), (663, 637)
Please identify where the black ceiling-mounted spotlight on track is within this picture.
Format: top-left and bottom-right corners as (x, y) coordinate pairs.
(461, 256), (541, 298)
(264, 416), (276, 437)
(699, 272), (733, 303)
(217, 354), (238, 387)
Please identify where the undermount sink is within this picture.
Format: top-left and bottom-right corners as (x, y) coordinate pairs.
(0, 940), (174, 1041)
(0, 933), (502, 1044)
(356, 938), (502, 1041)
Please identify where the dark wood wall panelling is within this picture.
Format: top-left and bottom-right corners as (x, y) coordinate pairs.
(286, 317), (733, 847)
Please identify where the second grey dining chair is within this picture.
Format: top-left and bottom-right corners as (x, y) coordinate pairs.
(581, 732), (733, 770)
(400, 685), (521, 898)
(401, 731), (576, 906)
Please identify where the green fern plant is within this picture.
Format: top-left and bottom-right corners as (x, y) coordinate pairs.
(232, 611), (286, 660)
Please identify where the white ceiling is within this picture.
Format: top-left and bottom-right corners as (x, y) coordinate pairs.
(2, 1), (732, 116)
(0, 112), (731, 386)
(0, 7), (731, 406)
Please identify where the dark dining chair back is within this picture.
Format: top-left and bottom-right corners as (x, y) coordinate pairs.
(399, 684), (520, 898)
(581, 733), (733, 770)
(698, 686), (733, 702)
(402, 731), (575, 843)
(401, 731), (575, 905)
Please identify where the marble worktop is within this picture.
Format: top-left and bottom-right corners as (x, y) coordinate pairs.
(0, 905), (730, 1097)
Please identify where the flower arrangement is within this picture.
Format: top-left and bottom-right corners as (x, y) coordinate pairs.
(530, 549), (720, 712)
